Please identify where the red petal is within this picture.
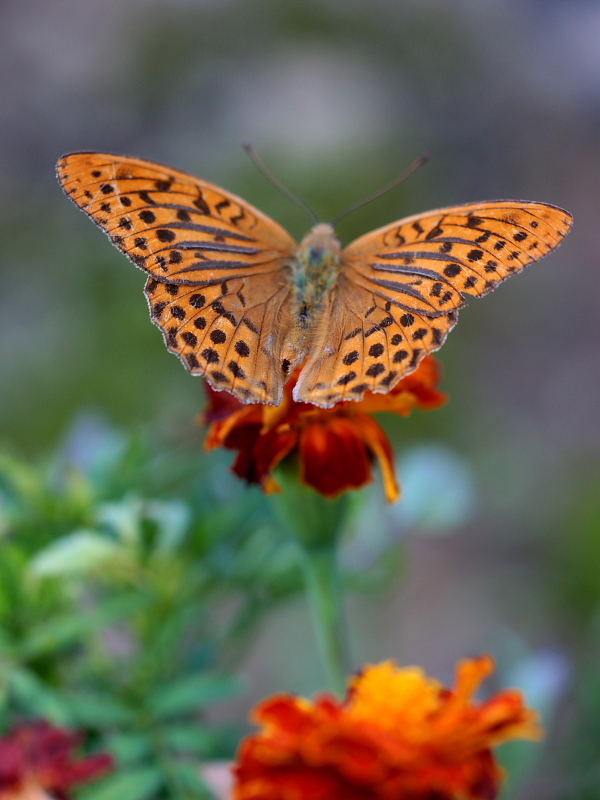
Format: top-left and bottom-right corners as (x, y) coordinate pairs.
(0, 741), (25, 787)
(252, 696), (318, 735)
(202, 381), (245, 424)
(227, 423), (265, 484)
(398, 355), (448, 410)
(252, 428), (298, 482)
(347, 415), (399, 503)
(299, 417), (373, 498)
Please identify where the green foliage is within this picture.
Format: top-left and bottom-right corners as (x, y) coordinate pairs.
(553, 470), (600, 626)
(0, 428), (303, 798)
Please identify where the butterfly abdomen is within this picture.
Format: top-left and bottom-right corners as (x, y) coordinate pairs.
(280, 224), (342, 375)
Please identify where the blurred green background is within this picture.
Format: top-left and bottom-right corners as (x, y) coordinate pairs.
(1, 0), (599, 797)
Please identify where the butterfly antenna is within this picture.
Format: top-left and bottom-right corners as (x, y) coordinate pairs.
(242, 142), (319, 225)
(330, 153), (430, 228)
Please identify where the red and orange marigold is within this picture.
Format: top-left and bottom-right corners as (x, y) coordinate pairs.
(203, 355), (446, 503)
(234, 656), (541, 800)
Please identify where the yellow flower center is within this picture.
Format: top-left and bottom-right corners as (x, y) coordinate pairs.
(347, 661), (443, 737)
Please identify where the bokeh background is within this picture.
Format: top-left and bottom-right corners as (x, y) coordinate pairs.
(1, 0), (600, 797)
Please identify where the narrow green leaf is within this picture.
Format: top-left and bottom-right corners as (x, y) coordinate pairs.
(149, 673), (243, 720)
(78, 767), (163, 800)
(146, 499), (189, 554)
(29, 531), (121, 577)
(8, 668), (73, 725)
(22, 592), (146, 657)
(162, 723), (213, 756)
(170, 762), (214, 797)
(64, 690), (134, 726)
(103, 732), (151, 766)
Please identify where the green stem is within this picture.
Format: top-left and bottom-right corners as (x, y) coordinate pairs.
(299, 541), (350, 696)
(269, 472), (353, 695)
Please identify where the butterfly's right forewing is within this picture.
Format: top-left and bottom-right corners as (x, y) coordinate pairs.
(57, 152), (297, 404)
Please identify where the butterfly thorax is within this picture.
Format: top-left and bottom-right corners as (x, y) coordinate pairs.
(292, 223), (341, 310)
(281, 223), (342, 375)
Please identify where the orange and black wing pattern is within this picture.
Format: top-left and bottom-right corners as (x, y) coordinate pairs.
(295, 201), (572, 407)
(57, 152), (297, 404)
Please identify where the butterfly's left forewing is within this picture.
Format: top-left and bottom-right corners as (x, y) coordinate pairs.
(57, 152), (297, 404)
(295, 200), (572, 407)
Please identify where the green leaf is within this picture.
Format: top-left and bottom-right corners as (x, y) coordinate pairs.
(64, 690), (134, 726)
(97, 499), (143, 545)
(149, 673), (243, 720)
(22, 592), (146, 657)
(162, 723), (213, 756)
(170, 762), (214, 797)
(8, 668), (73, 725)
(103, 732), (151, 765)
(29, 530), (120, 577)
(0, 673), (10, 716)
(78, 767), (163, 800)
(0, 452), (39, 502)
(20, 613), (91, 657)
(146, 499), (189, 554)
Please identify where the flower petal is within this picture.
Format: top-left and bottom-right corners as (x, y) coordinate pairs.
(357, 355), (447, 416)
(234, 657), (541, 800)
(202, 356), (446, 501)
(203, 382), (245, 424)
(0, 721), (112, 798)
(348, 416), (400, 503)
(299, 417), (374, 498)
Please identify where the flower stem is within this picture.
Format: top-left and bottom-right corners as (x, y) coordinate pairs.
(270, 474), (352, 695)
(299, 541), (350, 696)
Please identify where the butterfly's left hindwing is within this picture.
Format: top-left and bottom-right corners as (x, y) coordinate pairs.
(295, 201), (572, 407)
(294, 273), (458, 407)
(57, 152), (297, 404)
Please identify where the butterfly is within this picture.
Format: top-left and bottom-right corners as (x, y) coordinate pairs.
(56, 152), (572, 408)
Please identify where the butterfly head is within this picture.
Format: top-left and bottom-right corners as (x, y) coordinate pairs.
(298, 223), (341, 263)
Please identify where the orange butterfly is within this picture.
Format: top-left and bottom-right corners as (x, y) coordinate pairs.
(56, 152), (572, 408)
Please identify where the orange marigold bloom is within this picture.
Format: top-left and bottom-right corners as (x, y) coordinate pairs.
(0, 721), (113, 800)
(203, 356), (446, 502)
(234, 656), (541, 800)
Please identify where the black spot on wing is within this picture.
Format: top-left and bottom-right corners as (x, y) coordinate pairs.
(337, 371), (356, 386)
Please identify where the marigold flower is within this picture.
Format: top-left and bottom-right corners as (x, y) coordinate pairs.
(0, 721), (113, 800)
(203, 356), (446, 502)
(234, 656), (541, 800)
